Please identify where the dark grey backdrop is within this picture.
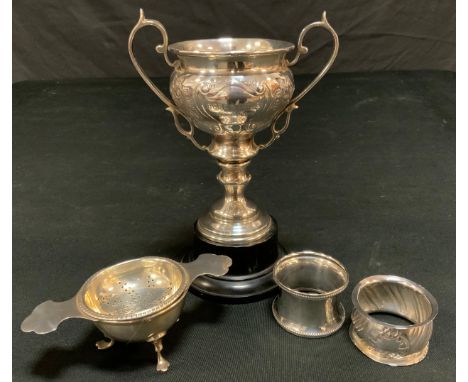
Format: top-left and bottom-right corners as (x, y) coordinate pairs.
(13, 0), (455, 82)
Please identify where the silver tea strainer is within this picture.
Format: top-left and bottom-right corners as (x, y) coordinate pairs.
(21, 253), (232, 372)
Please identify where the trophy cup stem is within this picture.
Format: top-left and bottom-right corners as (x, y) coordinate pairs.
(217, 160), (252, 218)
(195, 135), (275, 248)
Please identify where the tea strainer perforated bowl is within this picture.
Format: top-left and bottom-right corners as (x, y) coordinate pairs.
(21, 253), (232, 372)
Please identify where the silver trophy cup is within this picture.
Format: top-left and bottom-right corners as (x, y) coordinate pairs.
(129, 9), (339, 299)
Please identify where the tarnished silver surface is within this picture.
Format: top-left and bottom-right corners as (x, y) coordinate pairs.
(21, 253), (232, 372)
(349, 275), (438, 366)
(128, 9), (339, 247)
(272, 251), (348, 337)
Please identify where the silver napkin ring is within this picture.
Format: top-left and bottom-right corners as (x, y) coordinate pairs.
(349, 275), (438, 366)
(272, 251), (349, 337)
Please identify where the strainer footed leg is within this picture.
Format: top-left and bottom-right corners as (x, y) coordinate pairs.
(95, 338), (114, 350)
(150, 332), (170, 372)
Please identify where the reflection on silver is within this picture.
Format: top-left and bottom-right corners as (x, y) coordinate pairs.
(349, 275), (438, 366)
(272, 251), (348, 337)
(128, 9), (339, 247)
(21, 254), (232, 372)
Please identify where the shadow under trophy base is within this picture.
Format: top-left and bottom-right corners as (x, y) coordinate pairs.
(129, 9), (339, 300)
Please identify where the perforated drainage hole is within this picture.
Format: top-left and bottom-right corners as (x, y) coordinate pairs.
(147, 274), (167, 288)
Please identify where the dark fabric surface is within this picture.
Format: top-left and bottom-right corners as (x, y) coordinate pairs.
(13, 72), (455, 381)
(13, 0), (455, 82)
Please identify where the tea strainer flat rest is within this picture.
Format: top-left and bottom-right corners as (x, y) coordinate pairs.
(21, 253), (232, 372)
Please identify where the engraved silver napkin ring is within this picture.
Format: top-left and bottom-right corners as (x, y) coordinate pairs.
(349, 275), (438, 366)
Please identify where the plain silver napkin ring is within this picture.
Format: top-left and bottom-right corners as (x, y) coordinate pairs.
(272, 251), (349, 337)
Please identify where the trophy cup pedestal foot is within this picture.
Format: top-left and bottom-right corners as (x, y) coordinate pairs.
(188, 218), (285, 302)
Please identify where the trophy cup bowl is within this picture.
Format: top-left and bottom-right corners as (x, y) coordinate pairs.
(129, 9), (339, 300)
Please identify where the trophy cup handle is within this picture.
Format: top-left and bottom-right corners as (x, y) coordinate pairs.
(128, 9), (209, 152)
(128, 9), (178, 110)
(256, 103), (298, 150)
(287, 11), (339, 106)
(257, 12), (338, 151)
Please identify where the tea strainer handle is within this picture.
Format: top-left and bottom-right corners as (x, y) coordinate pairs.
(257, 12), (339, 151)
(20, 297), (86, 335)
(287, 11), (339, 106)
(182, 253), (232, 283)
(128, 9), (210, 152)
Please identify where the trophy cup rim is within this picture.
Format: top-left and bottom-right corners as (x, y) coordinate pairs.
(168, 37), (295, 57)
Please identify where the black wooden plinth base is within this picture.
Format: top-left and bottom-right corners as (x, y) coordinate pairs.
(186, 217), (285, 301)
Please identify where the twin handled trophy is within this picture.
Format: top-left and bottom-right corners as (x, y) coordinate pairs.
(128, 9), (339, 300)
